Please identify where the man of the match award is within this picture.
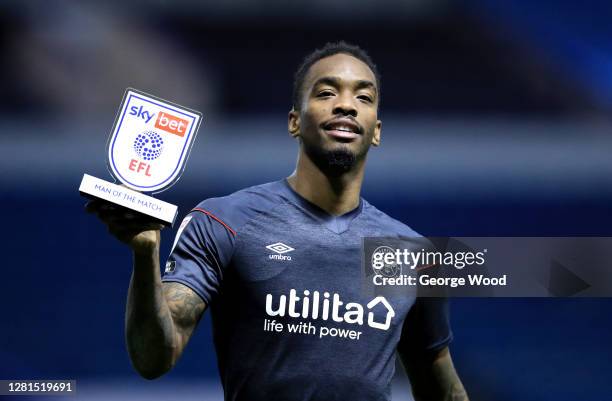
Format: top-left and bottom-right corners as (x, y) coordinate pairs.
(79, 88), (202, 226)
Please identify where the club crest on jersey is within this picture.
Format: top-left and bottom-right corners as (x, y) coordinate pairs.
(266, 242), (295, 261)
(164, 260), (176, 273)
(106, 88), (202, 194)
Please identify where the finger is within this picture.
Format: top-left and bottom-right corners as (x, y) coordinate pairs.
(85, 199), (105, 213)
(96, 206), (140, 222)
(106, 219), (164, 232)
(108, 227), (141, 244)
(85, 199), (120, 215)
(109, 227), (162, 243)
(102, 211), (163, 227)
(88, 200), (164, 229)
(97, 209), (124, 224)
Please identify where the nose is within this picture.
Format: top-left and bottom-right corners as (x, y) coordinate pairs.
(332, 92), (357, 117)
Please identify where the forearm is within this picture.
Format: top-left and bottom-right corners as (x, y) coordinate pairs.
(413, 359), (469, 401)
(125, 245), (177, 379)
(404, 348), (469, 401)
(433, 356), (469, 401)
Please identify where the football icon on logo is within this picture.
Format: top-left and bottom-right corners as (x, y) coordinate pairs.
(107, 89), (202, 193)
(134, 131), (164, 161)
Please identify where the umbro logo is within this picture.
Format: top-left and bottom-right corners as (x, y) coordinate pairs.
(266, 242), (295, 254)
(266, 242), (294, 261)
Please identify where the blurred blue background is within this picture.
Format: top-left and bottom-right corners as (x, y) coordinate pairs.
(1, 0), (612, 400)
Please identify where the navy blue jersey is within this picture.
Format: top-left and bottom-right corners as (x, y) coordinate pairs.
(162, 179), (452, 401)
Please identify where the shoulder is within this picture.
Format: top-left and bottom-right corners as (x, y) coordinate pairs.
(190, 180), (287, 235)
(361, 199), (423, 238)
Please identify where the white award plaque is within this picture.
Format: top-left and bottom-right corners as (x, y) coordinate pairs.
(79, 88), (202, 226)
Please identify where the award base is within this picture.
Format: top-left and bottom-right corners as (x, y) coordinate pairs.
(79, 174), (178, 226)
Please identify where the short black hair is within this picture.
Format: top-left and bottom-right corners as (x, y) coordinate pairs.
(292, 41), (381, 110)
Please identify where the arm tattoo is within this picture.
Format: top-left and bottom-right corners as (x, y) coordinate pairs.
(162, 282), (207, 346)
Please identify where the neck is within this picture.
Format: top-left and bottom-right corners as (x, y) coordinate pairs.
(287, 149), (366, 216)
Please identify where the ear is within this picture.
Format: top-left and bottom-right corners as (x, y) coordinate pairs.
(371, 119), (382, 146)
(288, 108), (300, 138)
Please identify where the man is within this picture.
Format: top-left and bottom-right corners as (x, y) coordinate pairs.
(87, 41), (469, 401)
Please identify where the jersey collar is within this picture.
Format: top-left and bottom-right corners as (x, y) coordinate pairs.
(279, 178), (363, 234)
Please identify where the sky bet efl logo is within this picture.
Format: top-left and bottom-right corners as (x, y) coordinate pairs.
(107, 89), (202, 193)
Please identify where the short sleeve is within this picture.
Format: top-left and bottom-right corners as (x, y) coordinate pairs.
(397, 297), (453, 356)
(161, 208), (235, 305)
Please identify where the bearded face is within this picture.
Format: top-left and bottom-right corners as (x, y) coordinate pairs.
(289, 53), (381, 177)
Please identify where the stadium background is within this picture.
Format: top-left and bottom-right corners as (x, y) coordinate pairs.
(1, 0), (612, 400)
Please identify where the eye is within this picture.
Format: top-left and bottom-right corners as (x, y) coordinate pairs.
(317, 90), (335, 97)
(358, 95), (373, 103)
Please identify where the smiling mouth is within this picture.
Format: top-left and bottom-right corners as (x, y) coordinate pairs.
(322, 120), (361, 140)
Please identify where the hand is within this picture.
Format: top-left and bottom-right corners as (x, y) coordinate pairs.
(85, 199), (164, 253)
